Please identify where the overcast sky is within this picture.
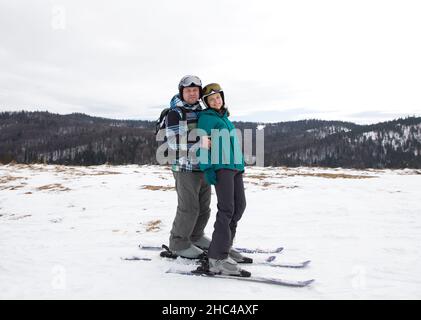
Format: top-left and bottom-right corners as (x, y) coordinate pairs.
(1, 0), (420, 124)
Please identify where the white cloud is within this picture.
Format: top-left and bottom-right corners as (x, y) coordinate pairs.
(1, 0), (420, 123)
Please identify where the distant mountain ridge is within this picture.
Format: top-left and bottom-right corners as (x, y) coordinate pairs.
(262, 117), (421, 168)
(1, 111), (420, 168)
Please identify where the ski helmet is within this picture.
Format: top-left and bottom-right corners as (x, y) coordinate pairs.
(178, 75), (203, 100)
(202, 83), (225, 109)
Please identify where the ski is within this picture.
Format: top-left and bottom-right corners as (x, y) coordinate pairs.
(138, 245), (164, 251)
(122, 254), (311, 269)
(258, 259), (311, 269)
(166, 268), (315, 288)
(138, 243), (284, 254)
(121, 256), (152, 261)
(234, 247), (284, 254)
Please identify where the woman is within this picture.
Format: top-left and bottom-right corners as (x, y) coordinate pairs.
(197, 83), (251, 277)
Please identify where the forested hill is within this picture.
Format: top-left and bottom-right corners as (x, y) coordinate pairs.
(1, 111), (420, 168)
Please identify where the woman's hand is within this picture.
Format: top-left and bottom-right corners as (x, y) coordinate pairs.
(201, 136), (211, 149)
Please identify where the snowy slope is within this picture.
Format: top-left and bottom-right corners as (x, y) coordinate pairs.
(0, 164), (420, 299)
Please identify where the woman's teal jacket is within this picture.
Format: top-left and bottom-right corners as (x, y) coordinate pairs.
(197, 108), (245, 185)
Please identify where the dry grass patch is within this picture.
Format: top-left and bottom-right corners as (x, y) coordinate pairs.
(87, 171), (122, 176)
(286, 172), (376, 179)
(277, 185), (299, 189)
(112, 229), (128, 235)
(247, 181), (299, 189)
(0, 185), (24, 191)
(396, 170), (421, 175)
(9, 214), (32, 221)
(245, 174), (270, 180)
(36, 183), (71, 192)
(52, 166), (122, 176)
(141, 185), (174, 191)
(0, 175), (26, 184)
(0, 176), (28, 190)
(9, 185), (25, 190)
(145, 220), (162, 232)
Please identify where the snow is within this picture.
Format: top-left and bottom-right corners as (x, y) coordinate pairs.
(363, 131), (379, 141)
(362, 124), (421, 151)
(1, 163), (420, 299)
(306, 125), (351, 139)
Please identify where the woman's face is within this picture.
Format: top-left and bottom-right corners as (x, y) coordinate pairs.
(207, 93), (223, 110)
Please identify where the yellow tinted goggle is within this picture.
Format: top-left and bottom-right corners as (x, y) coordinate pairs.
(202, 83), (223, 97)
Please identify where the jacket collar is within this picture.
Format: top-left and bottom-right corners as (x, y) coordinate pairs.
(203, 107), (228, 117)
(170, 94), (202, 111)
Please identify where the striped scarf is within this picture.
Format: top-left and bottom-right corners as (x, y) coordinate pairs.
(166, 94), (203, 172)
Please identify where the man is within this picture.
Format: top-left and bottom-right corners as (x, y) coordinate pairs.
(165, 75), (212, 258)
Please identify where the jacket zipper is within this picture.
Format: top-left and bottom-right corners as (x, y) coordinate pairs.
(220, 115), (239, 167)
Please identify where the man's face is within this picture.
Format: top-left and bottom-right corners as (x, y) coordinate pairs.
(182, 87), (200, 105)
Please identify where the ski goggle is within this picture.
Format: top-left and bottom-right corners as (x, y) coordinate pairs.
(179, 75), (202, 88)
(202, 83), (223, 98)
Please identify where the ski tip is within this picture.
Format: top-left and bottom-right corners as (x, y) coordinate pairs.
(302, 260), (311, 267)
(234, 246), (285, 254)
(266, 256), (277, 263)
(301, 279), (315, 287)
(166, 268), (185, 274)
(287, 279), (315, 287)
